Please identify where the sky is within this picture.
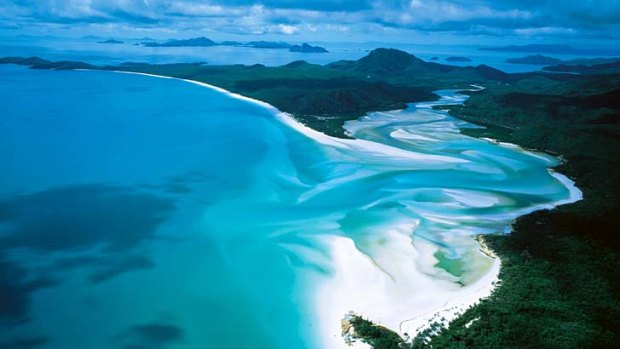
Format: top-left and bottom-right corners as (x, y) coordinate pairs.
(1, 0), (619, 46)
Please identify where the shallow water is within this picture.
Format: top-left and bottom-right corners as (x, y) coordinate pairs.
(0, 65), (578, 349)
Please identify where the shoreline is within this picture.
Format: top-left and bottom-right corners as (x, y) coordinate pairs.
(104, 70), (580, 348)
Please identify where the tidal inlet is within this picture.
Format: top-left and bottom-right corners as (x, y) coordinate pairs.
(0, 66), (579, 349)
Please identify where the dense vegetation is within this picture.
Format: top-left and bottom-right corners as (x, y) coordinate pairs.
(337, 68), (620, 349)
(349, 316), (407, 349)
(505, 54), (563, 65)
(412, 71), (620, 348)
(2, 49), (620, 348)
(543, 60), (620, 74)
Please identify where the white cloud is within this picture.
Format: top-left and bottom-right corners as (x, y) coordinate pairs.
(379, 0), (533, 27)
(166, 3), (234, 17)
(275, 23), (299, 35)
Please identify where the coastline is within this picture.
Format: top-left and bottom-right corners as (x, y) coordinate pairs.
(415, 79), (620, 347)
(0, 41), (616, 347)
(103, 70), (580, 348)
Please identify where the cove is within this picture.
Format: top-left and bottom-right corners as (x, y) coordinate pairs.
(0, 65), (579, 349)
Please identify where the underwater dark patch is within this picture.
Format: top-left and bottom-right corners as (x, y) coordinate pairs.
(0, 336), (49, 349)
(52, 255), (102, 270)
(131, 323), (184, 343)
(89, 255), (155, 284)
(162, 183), (193, 194)
(0, 184), (175, 252)
(117, 322), (184, 349)
(0, 257), (58, 322)
(0, 184), (174, 322)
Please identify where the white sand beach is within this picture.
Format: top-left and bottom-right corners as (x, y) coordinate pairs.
(110, 71), (581, 349)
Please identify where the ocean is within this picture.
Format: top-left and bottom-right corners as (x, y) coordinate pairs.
(0, 65), (579, 348)
(0, 35), (606, 73)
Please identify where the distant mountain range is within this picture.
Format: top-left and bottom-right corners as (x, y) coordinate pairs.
(143, 37), (216, 47)
(289, 43), (329, 53)
(139, 36), (329, 53)
(506, 54), (563, 65)
(245, 40), (290, 49)
(504, 53), (620, 73)
(98, 39), (124, 44)
(543, 60), (620, 74)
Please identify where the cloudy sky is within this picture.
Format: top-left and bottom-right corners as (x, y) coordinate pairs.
(1, 0), (619, 45)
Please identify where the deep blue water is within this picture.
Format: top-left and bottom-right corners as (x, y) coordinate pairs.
(0, 65), (578, 349)
(0, 65), (321, 349)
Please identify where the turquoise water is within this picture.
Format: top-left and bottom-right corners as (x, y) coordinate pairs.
(0, 66), (577, 349)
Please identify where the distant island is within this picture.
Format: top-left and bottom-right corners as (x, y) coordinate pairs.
(445, 56), (472, 62)
(82, 35), (104, 40)
(143, 36), (217, 47)
(139, 36), (328, 53)
(504, 54), (620, 71)
(97, 39), (124, 44)
(219, 40), (242, 46)
(289, 43), (329, 53)
(506, 54), (563, 65)
(543, 60), (620, 74)
(245, 40), (290, 49)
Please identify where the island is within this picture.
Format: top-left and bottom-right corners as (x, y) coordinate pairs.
(137, 37), (330, 53)
(506, 54), (563, 65)
(1, 48), (619, 348)
(543, 60), (620, 74)
(97, 39), (124, 44)
(245, 40), (291, 49)
(219, 40), (243, 46)
(504, 54), (620, 71)
(289, 43), (329, 53)
(143, 36), (217, 47)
